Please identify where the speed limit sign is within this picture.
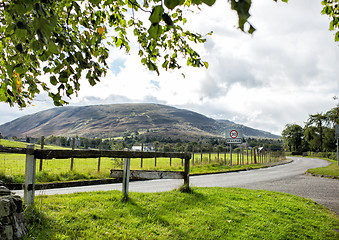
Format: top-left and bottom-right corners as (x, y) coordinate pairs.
(230, 130), (238, 139)
(226, 129), (243, 144)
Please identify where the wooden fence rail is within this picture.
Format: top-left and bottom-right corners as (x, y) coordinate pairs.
(0, 145), (191, 160)
(0, 144), (191, 204)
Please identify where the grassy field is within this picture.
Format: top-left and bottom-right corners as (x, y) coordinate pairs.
(0, 139), (67, 149)
(1, 139), (283, 184)
(26, 187), (339, 239)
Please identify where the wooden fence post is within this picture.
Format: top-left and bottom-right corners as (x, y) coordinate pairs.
(181, 147), (184, 166)
(247, 147), (249, 165)
(122, 158), (130, 200)
(141, 143), (143, 168)
(184, 157), (190, 187)
(24, 144), (36, 206)
(253, 148), (257, 164)
(39, 136), (44, 172)
(70, 138), (75, 171)
(230, 145), (232, 166)
(97, 139), (102, 172)
(224, 147), (227, 165)
(169, 145), (172, 167)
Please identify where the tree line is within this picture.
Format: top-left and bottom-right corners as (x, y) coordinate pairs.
(282, 106), (338, 153)
(44, 135), (282, 152)
(4, 134), (283, 153)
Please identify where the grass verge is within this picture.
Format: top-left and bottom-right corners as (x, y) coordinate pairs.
(26, 187), (339, 240)
(306, 159), (339, 179)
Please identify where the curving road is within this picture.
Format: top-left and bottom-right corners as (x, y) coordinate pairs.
(14, 157), (339, 214)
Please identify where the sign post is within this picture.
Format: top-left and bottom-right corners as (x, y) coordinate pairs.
(335, 124), (339, 166)
(226, 129), (243, 164)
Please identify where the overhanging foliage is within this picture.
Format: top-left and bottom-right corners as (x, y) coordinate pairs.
(0, 0), (292, 107)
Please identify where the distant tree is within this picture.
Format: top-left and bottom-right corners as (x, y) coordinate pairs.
(47, 135), (57, 145)
(163, 143), (172, 152)
(283, 106), (338, 153)
(102, 139), (111, 150)
(282, 124), (303, 152)
(305, 113), (327, 152)
(303, 126), (318, 152)
(325, 106), (339, 126)
(59, 136), (68, 147)
(175, 142), (182, 152)
(216, 144), (224, 153)
(323, 127), (336, 152)
(153, 141), (159, 151)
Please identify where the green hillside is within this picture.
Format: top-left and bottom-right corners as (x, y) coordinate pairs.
(0, 103), (280, 140)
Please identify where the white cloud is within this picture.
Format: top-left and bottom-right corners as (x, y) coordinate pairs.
(1, 0), (338, 136)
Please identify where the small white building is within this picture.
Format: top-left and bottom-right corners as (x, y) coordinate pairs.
(131, 145), (155, 152)
(131, 145), (142, 151)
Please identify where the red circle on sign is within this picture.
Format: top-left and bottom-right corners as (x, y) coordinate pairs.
(230, 130), (238, 139)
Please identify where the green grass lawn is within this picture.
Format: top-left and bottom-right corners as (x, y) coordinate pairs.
(26, 187), (339, 240)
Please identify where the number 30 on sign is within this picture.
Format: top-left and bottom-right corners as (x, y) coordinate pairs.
(226, 129), (243, 144)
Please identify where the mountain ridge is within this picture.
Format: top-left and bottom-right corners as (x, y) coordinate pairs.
(0, 103), (280, 140)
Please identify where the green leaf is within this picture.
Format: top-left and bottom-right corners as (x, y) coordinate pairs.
(66, 87), (74, 96)
(248, 24), (256, 34)
(192, 0), (203, 5)
(89, 0), (101, 5)
(50, 76), (58, 86)
(15, 43), (23, 53)
(202, 0), (216, 7)
(203, 61), (209, 68)
(162, 13), (173, 26)
(73, 1), (81, 14)
(15, 28), (27, 40)
(59, 71), (69, 83)
(148, 24), (163, 39)
(48, 41), (60, 54)
(14, 64), (25, 75)
(149, 5), (164, 24)
(164, 0), (185, 10)
(14, 3), (29, 15)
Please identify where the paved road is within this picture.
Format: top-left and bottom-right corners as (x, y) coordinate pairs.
(14, 157), (339, 214)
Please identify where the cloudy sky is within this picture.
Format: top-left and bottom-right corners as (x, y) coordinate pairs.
(0, 0), (338, 136)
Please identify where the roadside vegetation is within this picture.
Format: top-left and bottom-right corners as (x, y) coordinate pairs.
(306, 159), (339, 179)
(282, 106), (338, 158)
(285, 151), (339, 179)
(282, 105), (338, 179)
(25, 187), (339, 239)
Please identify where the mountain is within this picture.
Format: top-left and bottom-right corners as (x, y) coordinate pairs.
(0, 103), (280, 140)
